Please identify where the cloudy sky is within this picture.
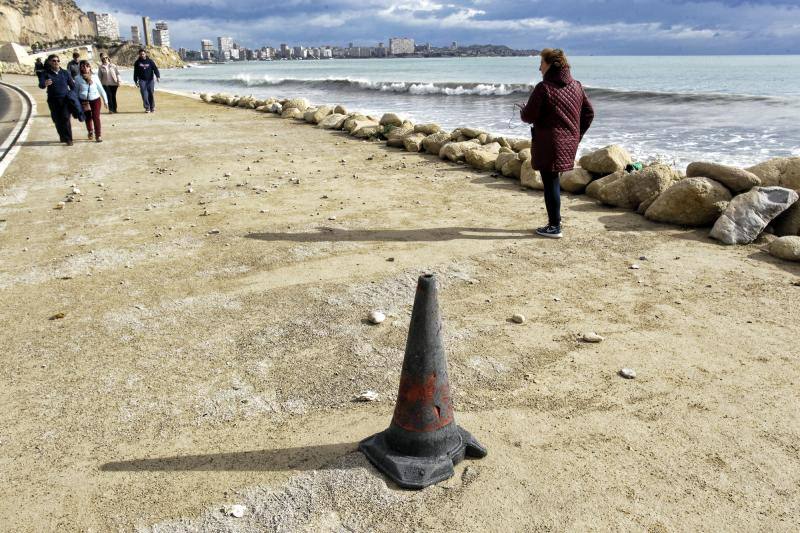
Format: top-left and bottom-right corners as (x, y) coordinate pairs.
(77, 1), (800, 54)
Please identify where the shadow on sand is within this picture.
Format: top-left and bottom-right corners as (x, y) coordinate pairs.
(245, 226), (536, 243)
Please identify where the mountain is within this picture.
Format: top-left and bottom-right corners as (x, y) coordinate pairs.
(0, 0), (95, 46)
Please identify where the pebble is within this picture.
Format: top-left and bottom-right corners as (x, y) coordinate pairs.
(639, 256), (648, 261)
(511, 314), (525, 324)
(187, 188), (193, 193)
(354, 390), (379, 402)
(328, 215), (337, 221)
(581, 332), (604, 343)
(207, 229), (220, 235)
(223, 172), (231, 177)
(630, 264), (641, 270)
(619, 368), (637, 379)
(54, 202), (65, 210)
(368, 310), (386, 324)
(224, 504), (246, 518)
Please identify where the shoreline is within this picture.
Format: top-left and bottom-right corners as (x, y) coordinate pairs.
(1, 73), (799, 532)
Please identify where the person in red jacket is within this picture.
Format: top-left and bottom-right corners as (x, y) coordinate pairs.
(520, 48), (594, 239)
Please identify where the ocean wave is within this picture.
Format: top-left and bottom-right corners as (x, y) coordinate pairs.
(186, 74), (795, 105)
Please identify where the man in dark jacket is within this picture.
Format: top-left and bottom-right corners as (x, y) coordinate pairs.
(66, 52), (81, 79)
(133, 49), (161, 113)
(39, 54), (76, 145)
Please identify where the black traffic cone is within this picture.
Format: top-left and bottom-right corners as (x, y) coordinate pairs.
(359, 273), (487, 489)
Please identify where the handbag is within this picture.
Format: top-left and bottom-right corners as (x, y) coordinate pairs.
(81, 100), (91, 112)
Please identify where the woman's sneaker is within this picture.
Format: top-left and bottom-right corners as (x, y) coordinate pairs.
(536, 225), (563, 239)
(87, 131), (93, 140)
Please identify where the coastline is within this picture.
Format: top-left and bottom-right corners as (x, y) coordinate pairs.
(1, 74), (799, 532)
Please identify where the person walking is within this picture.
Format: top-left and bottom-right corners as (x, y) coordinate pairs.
(520, 48), (594, 239)
(75, 60), (108, 142)
(133, 49), (160, 113)
(34, 57), (45, 80)
(98, 54), (121, 113)
(66, 51), (81, 79)
(38, 54), (76, 145)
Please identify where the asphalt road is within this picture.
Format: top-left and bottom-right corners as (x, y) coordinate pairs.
(0, 83), (25, 157)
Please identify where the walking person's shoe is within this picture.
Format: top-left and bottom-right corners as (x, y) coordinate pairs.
(149, 108), (155, 114)
(535, 225), (563, 239)
(66, 140), (73, 146)
(96, 136), (103, 143)
(87, 131), (94, 140)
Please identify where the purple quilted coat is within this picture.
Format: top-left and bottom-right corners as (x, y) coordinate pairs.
(520, 67), (594, 172)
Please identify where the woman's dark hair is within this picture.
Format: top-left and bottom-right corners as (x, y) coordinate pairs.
(540, 48), (571, 69)
(79, 60), (91, 71)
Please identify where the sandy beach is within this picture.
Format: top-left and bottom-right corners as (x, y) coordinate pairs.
(0, 73), (799, 532)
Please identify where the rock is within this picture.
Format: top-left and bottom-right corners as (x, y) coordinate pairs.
(403, 132), (427, 152)
(318, 113), (347, 130)
(237, 96), (256, 109)
(440, 140), (481, 162)
(686, 162), (761, 193)
(302, 107), (318, 122)
(710, 187), (799, 244)
(379, 113), (403, 127)
(496, 137), (512, 149)
(465, 143), (502, 171)
(477, 133), (489, 144)
(281, 107), (304, 120)
(771, 201), (800, 236)
(518, 148), (532, 162)
(593, 164), (680, 212)
(644, 177), (732, 226)
(333, 105), (347, 115)
(578, 145), (633, 175)
(207, 229), (220, 235)
(768, 236), (800, 262)
(582, 332), (604, 343)
(510, 138), (531, 152)
(619, 368), (636, 379)
(460, 127), (486, 139)
(421, 132), (452, 155)
(586, 169), (625, 200)
(350, 120), (382, 139)
(385, 123), (415, 147)
(414, 123), (441, 135)
(200, 93), (210, 102)
(560, 168), (593, 194)
(501, 157), (523, 179)
(747, 157), (800, 190)
(520, 160), (543, 189)
(282, 97), (309, 112)
(270, 102), (283, 114)
(255, 105), (269, 112)
(368, 310), (386, 324)
(343, 114), (369, 133)
(308, 105), (332, 123)
(54, 201), (65, 210)
(224, 504), (246, 518)
(354, 390), (380, 402)
(511, 314), (525, 324)
(495, 151), (518, 172)
(629, 264), (640, 269)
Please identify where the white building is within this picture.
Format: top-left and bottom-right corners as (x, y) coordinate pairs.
(218, 36), (234, 59)
(293, 46), (305, 59)
(152, 21), (170, 47)
(130, 26), (140, 44)
(389, 37), (415, 56)
(200, 39), (215, 60)
(87, 12), (120, 41)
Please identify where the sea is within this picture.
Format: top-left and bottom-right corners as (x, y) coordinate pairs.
(160, 56), (800, 169)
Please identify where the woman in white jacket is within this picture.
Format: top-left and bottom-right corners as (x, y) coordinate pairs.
(75, 60), (108, 142)
(98, 54), (121, 113)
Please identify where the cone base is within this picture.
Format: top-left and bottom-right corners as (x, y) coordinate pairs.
(359, 425), (487, 490)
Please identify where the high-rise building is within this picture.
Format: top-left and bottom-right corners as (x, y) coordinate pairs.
(87, 12), (120, 40)
(218, 36), (234, 60)
(293, 46), (305, 59)
(142, 17), (152, 47)
(375, 42), (386, 58)
(200, 39), (215, 60)
(152, 21), (170, 48)
(389, 37), (415, 56)
(279, 44), (290, 59)
(130, 25), (141, 45)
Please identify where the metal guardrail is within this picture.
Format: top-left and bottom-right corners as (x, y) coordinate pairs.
(0, 80), (34, 167)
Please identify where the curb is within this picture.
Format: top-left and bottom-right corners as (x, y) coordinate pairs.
(0, 80), (36, 178)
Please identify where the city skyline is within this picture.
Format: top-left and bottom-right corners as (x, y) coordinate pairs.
(76, 0), (800, 55)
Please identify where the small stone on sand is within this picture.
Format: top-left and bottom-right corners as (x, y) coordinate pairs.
(512, 314), (525, 324)
(368, 310), (385, 324)
(582, 332), (604, 343)
(354, 390), (379, 402)
(619, 368), (637, 379)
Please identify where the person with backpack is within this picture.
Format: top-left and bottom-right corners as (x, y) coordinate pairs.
(133, 49), (160, 113)
(520, 48), (594, 239)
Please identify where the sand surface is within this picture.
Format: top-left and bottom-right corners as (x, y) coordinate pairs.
(1, 74), (799, 532)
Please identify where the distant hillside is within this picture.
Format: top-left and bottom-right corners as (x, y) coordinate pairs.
(0, 0), (95, 46)
(102, 44), (185, 69)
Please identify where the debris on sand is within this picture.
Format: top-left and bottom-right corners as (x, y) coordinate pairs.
(581, 332), (604, 343)
(511, 314), (526, 324)
(368, 310), (386, 324)
(354, 390), (380, 402)
(619, 368), (637, 379)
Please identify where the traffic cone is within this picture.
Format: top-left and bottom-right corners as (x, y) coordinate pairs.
(359, 273), (487, 489)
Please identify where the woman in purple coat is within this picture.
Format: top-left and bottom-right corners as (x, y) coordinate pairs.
(520, 48), (594, 238)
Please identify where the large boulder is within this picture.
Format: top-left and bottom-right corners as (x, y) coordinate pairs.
(200, 93), (211, 103)
(350, 120), (382, 139)
(303, 107), (319, 122)
(270, 102), (283, 114)
(282, 98), (309, 112)
(495, 151), (518, 172)
(319, 113), (348, 130)
(644, 178), (732, 226)
(460, 127), (486, 139)
(560, 168), (593, 194)
(385, 123), (415, 147)
(237, 96), (256, 109)
(586, 169), (625, 200)
(518, 148), (532, 162)
(281, 107), (304, 119)
(579, 145), (632, 175)
(768, 236), (800, 262)
(343, 114), (369, 133)
(414, 123), (441, 135)
(520, 160), (543, 189)
(403, 133), (427, 152)
(501, 156), (523, 179)
(333, 104), (348, 115)
(510, 138), (531, 152)
(746, 157), (800, 190)
(593, 164), (680, 212)
(771, 202), (800, 236)
(379, 113), (404, 127)
(465, 143), (502, 171)
(709, 187), (799, 245)
(440, 140), (481, 162)
(310, 105), (332, 124)
(686, 162), (761, 193)
(421, 132), (453, 155)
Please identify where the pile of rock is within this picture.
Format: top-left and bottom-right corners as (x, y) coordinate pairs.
(198, 92), (800, 262)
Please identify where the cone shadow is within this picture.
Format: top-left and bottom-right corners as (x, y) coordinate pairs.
(100, 441), (358, 472)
